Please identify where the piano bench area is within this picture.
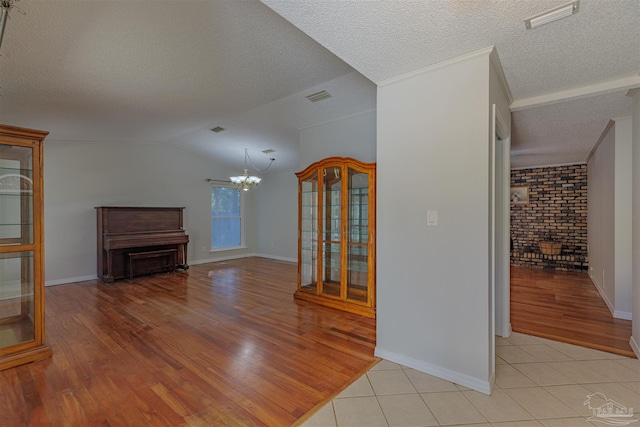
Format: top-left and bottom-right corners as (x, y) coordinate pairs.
(96, 206), (189, 283)
(128, 249), (178, 280)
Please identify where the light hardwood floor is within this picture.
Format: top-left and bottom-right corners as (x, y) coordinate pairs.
(511, 266), (634, 358)
(0, 257), (377, 426)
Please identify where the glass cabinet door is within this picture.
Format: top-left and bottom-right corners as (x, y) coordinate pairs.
(0, 143), (37, 350)
(346, 169), (369, 303)
(300, 173), (318, 293)
(321, 166), (342, 297)
(0, 149), (34, 247)
(0, 251), (35, 348)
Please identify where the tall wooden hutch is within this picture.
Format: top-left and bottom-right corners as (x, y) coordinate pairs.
(0, 125), (52, 370)
(295, 157), (376, 317)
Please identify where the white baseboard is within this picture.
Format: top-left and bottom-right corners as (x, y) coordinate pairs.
(190, 253), (297, 265)
(254, 253), (297, 263)
(374, 347), (492, 395)
(45, 275), (98, 286)
(614, 310), (632, 321)
(496, 321), (512, 339)
(631, 336), (640, 359)
(488, 365), (495, 392)
(189, 253), (257, 265)
(590, 275), (615, 316)
(589, 275), (632, 320)
(44, 255), (294, 285)
(502, 323), (513, 339)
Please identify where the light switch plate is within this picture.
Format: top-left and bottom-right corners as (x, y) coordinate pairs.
(427, 210), (438, 226)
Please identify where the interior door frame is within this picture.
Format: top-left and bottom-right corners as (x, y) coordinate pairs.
(492, 104), (512, 338)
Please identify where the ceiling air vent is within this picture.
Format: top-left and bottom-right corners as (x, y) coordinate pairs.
(306, 90), (332, 103)
(210, 126), (225, 133)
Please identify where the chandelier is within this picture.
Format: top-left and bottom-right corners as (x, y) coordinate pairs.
(0, 0), (20, 50)
(229, 149), (274, 191)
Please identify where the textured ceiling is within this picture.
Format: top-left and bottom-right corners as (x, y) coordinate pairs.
(261, 0), (639, 97)
(262, 0), (640, 167)
(176, 71), (375, 170)
(512, 90), (633, 168)
(0, 0), (370, 171)
(1, 0), (639, 170)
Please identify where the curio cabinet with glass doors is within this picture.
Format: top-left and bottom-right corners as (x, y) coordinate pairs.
(0, 125), (51, 370)
(296, 157), (376, 317)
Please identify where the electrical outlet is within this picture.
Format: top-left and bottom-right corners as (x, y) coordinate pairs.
(202, 246), (207, 252)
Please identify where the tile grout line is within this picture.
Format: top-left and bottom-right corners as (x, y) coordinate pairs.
(312, 332), (639, 427)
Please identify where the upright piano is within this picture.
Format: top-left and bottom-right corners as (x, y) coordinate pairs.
(96, 206), (189, 282)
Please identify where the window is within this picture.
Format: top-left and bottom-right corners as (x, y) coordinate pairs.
(211, 186), (243, 250)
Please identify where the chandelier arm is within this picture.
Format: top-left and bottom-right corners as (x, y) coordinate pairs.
(0, 9), (7, 49)
(245, 149), (275, 172)
(0, 0), (25, 51)
(1, 0), (24, 15)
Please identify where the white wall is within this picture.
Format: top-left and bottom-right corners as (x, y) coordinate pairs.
(588, 126), (616, 312)
(252, 111), (377, 262)
(43, 111), (378, 283)
(376, 48), (496, 394)
(632, 90), (640, 357)
(300, 110), (376, 168)
(43, 141), (256, 285)
(587, 118), (633, 319)
(614, 118), (633, 318)
(255, 168), (298, 261)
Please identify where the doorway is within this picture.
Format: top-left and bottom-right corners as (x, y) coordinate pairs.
(510, 266), (634, 357)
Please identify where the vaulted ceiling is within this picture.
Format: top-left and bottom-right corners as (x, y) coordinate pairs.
(1, 0), (638, 171)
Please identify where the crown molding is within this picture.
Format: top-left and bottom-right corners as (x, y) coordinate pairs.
(510, 161), (586, 171)
(378, 46), (495, 87)
(510, 75), (640, 111)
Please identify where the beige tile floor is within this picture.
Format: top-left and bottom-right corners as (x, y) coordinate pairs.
(300, 332), (640, 427)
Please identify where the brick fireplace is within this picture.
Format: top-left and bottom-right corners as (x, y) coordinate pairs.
(510, 164), (588, 271)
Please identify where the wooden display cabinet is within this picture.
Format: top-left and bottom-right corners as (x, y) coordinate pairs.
(295, 157), (376, 318)
(0, 125), (52, 370)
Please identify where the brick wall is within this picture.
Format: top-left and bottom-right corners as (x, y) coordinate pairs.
(510, 164), (588, 271)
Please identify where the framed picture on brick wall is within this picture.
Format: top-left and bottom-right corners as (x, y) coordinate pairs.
(510, 186), (528, 205)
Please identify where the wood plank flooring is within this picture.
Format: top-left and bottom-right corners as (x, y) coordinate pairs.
(511, 266), (634, 358)
(0, 257), (377, 426)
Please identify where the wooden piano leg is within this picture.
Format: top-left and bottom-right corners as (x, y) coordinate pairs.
(104, 250), (114, 283)
(179, 243), (189, 270)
